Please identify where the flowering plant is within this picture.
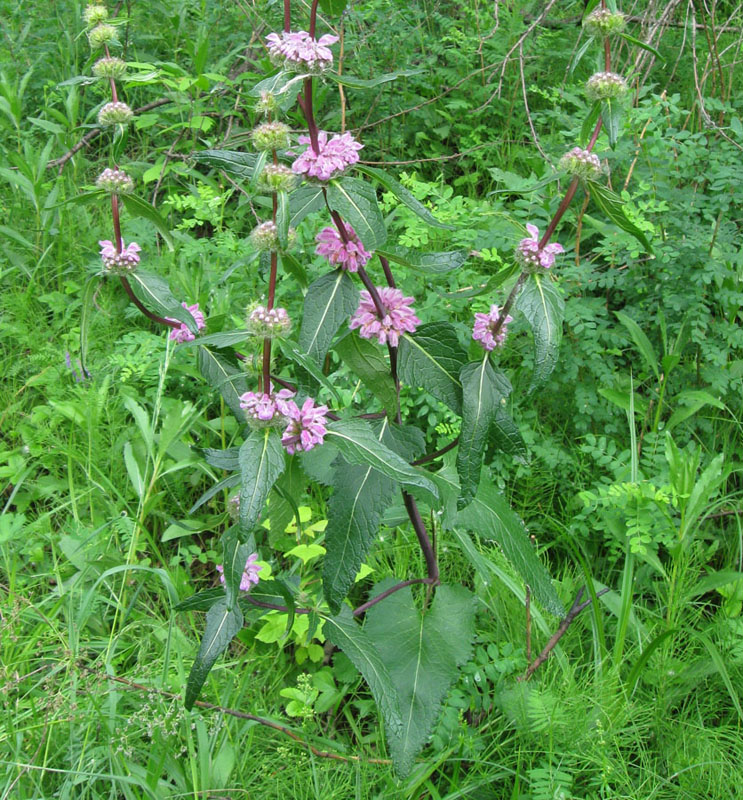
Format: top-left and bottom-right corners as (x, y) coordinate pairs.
(76, 0), (653, 775)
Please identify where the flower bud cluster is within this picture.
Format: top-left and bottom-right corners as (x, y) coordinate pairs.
(93, 56), (127, 80)
(96, 167), (134, 194)
(559, 147), (604, 181)
(255, 91), (279, 116)
(583, 8), (627, 37)
(585, 71), (629, 101)
(98, 101), (133, 126)
(88, 23), (117, 48)
(83, 4), (109, 26)
(251, 121), (291, 152)
(258, 163), (297, 193)
(250, 221), (296, 253)
(247, 305), (291, 338)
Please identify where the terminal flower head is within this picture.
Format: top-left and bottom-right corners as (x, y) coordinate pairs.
(349, 287), (420, 347)
(315, 223), (372, 272)
(292, 131), (362, 181)
(168, 303), (206, 343)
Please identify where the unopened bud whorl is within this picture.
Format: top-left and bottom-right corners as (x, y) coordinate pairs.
(88, 23), (117, 48)
(96, 168), (134, 194)
(258, 164), (297, 193)
(93, 56), (127, 80)
(251, 121), (291, 152)
(83, 4), (109, 26)
(559, 147), (604, 181)
(98, 101), (133, 126)
(585, 72), (629, 102)
(583, 8), (627, 37)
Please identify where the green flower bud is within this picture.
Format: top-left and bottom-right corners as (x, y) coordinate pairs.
(246, 304), (292, 338)
(83, 4), (109, 26)
(88, 23), (117, 49)
(258, 163), (297, 193)
(583, 8), (626, 37)
(249, 221), (297, 253)
(98, 101), (133, 126)
(255, 91), (279, 116)
(96, 167), (134, 193)
(251, 121), (291, 152)
(559, 147), (605, 181)
(585, 71), (629, 101)
(93, 56), (127, 80)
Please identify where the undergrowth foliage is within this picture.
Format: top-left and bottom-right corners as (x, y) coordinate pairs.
(76, 0), (659, 775)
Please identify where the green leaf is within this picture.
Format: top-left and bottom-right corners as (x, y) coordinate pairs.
(125, 270), (197, 330)
(326, 69), (422, 90)
(515, 273), (565, 392)
(326, 178), (386, 250)
(457, 473), (564, 616)
(79, 275), (98, 375)
(268, 457), (306, 541)
(398, 322), (468, 414)
(185, 599), (243, 709)
(275, 190), (289, 249)
(189, 473), (240, 514)
(569, 35), (595, 74)
(198, 346), (248, 421)
(615, 311), (659, 379)
(120, 193), (174, 250)
(322, 606), (404, 749)
(289, 184), (325, 227)
(325, 419), (438, 502)
(249, 70), (305, 110)
(377, 245), (468, 274)
(298, 270), (358, 364)
(489, 407), (528, 462)
(276, 340), (343, 404)
(334, 331), (398, 416)
(176, 587), (225, 612)
(239, 429), (286, 542)
(666, 390), (725, 432)
(456, 359), (511, 508)
(248, 150), (268, 193)
(192, 149), (257, 181)
(221, 527), (252, 609)
(617, 31), (663, 60)
(180, 329), (252, 349)
(586, 181), (653, 252)
(279, 252), (308, 289)
(364, 584), (475, 777)
(601, 97), (624, 149)
(355, 165), (454, 229)
(319, 0), (348, 14)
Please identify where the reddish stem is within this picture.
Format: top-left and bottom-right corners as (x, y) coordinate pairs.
(539, 176), (580, 249)
(119, 276), (180, 328)
(302, 78), (320, 152)
(111, 194), (122, 253)
(283, 0), (291, 32)
(309, 0), (320, 38)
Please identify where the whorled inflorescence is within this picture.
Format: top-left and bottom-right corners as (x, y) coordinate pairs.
(258, 163), (297, 193)
(281, 397), (329, 454)
(251, 121), (291, 152)
(83, 4), (109, 26)
(315, 223), (372, 273)
(349, 287), (420, 347)
(585, 71), (629, 101)
(239, 387), (296, 427)
(472, 304), (514, 352)
(99, 239), (141, 273)
(93, 56), (127, 80)
(96, 167), (134, 194)
(98, 101), (133, 126)
(265, 30), (339, 73)
(249, 220), (296, 253)
(247, 305), (292, 338)
(583, 8), (627, 37)
(88, 23), (117, 48)
(515, 224), (564, 271)
(559, 147), (604, 182)
(292, 131), (363, 181)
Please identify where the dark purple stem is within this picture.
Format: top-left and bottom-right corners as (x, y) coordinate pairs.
(309, 0), (320, 38)
(379, 255), (396, 288)
(403, 492), (439, 582)
(353, 578), (436, 617)
(412, 437), (459, 466)
(119, 276), (180, 328)
(283, 0), (291, 32)
(111, 194), (122, 253)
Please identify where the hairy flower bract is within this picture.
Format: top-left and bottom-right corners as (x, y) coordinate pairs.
(349, 287), (420, 346)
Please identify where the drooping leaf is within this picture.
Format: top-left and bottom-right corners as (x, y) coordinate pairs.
(326, 178), (387, 250)
(569, 35), (595, 74)
(377, 245), (468, 274)
(248, 150), (268, 193)
(398, 323), (468, 414)
(355, 165), (454, 229)
(325, 419), (438, 502)
(184, 599), (243, 709)
(297, 270), (358, 364)
(238, 428), (286, 542)
(488, 407), (529, 462)
(326, 69), (422, 90)
(120, 193), (174, 250)
(456, 359), (511, 508)
(126, 270), (198, 330)
(617, 31), (663, 60)
(515, 273), (565, 392)
(457, 473), (564, 616)
(192, 149), (257, 181)
(279, 252), (308, 289)
(586, 181), (653, 252)
(198, 346), (248, 420)
(364, 583), (476, 776)
(79, 275), (98, 375)
(276, 190), (289, 248)
(322, 606), (404, 750)
(189, 473), (240, 514)
(249, 70), (306, 110)
(334, 331), (398, 416)
(579, 101), (601, 147)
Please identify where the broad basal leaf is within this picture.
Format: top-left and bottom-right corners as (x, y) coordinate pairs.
(364, 583), (476, 776)
(298, 270), (358, 364)
(198, 346), (248, 420)
(325, 419), (438, 503)
(238, 428), (286, 542)
(515, 273), (565, 392)
(334, 331), (398, 416)
(356, 165), (454, 229)
(326, 178), (386, 250)
(184, 599), (243, 709)
(398, 322), (468, 414)
(456, 359), (511, 508)
(457, 472), (564, 616)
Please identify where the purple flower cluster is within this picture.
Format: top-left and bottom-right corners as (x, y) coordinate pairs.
(99, 239), (141, 272)
(515, 224), (564, 270)
(168, 302), (206, 343)
(281, 397), (329, 454)
(315, 224), (371, 272)
(247, 305), (291, 337)
(472, 304), (514, 352)
(349, 287), (420, 347)
(216, 553), (261, 592)
(239, 387), (296, 426)
(292, 131), (363, 181)
(265, 30), (338, 72)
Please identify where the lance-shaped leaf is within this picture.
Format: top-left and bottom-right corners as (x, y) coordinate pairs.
(239, 428), (286, 542)
(189, 473), (240, 514)
(377, 245), (469, 275)
(323, 419), (396, 613)
(335, 331), (398, 416)
(289, 184), (324, 227)
(298, 270), (358, 364)
(319, 0), (348, 16)
(456, 359), (511, 508)
(457, 472), (564, 616)
(127, 270), (197, 330)
(488, 408), (529, 462)
(579, 101), (601, 147)
(198, 346), (248, 420)
(355, 165), (454, 229)
(192, 149), (257, 181)
(268, 456), (306, 541)
(325, 419), (438, 502)
(249, 70), (305, 110)
(515, 274), (565, 392)
(326, 178), (386, 250)
(276, 190), (289, 249)
(202, 446), (240, 471)
(323, 606), (403, 747)
(180, 329), (252, 349)
(601, 97), (625, 150)
(586, 181), (653, 253)
(184, 599), (243, 709)
(398, 322), (468, 414)
(364, 584), (476, 776)
(277, 340), (343, 404)
(326, 69), (422, 90)
(221, 526), (253, 609)
(120, 193), (174, 250)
